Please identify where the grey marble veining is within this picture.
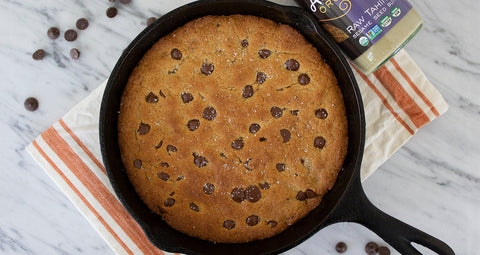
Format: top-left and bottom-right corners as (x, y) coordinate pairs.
(0, 0), (479, 254)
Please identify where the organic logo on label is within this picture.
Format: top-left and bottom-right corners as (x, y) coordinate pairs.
(310, 0), (352, 21)
(359, 36), (369, 46)
(380, 15), (392, 27)
(391, 7), (401, 17)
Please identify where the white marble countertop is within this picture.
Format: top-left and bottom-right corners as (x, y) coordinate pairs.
(1, 0), (478, 254)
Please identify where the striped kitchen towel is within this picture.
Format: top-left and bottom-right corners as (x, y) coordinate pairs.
(26, 49), (448, 254)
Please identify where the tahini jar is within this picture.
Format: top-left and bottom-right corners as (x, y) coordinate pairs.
(296, 0), (423, 74)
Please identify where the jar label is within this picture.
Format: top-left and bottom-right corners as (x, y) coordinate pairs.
(300, 0), (412, 59)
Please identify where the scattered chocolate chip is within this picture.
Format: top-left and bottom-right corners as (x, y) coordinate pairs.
(119, 0), (131, 4)
(285, 59), (300, 71)
(245, 185), (261, 203)
(181, 92), (193, 103)
(280, 129), (291, 143)
(256, 72), (267, 84)
(301, 158), (305, 165)
(241, 39), (249, 47)
(231, 138), (244, 150)
(276, 163), (285, 172)
(146, 92), (158, 103)
(258, 182), (270, 190)
(164, 198), (175, 207)
(231, 187), (245, 202)
(171, 48), (182, 60)
(155, 140), (163, 149)
(259, 137), (267, 142)
(296, 191), (306, 201)
(160, 162), (169, 168)
(315, 108), (328, 119)
(187, 119), (200, 131)
(64, 29), (77, 42)
(291, 110), (299, 116)
(314, 136), (326, 149)
(157, 172), (170, 181)
(335, 242), (347, 253)
(47, 27), (60, 39)
(270, 106), (283, 118)
(242, 85), (254, 98)
(223, 220), (235, 230)
(76, 18), (89, 30)
(133, 159), (142, 169)
(70, 48), (80, 59)
(258, 49), (271, 59)
(249, 123), (261, 134)
(298, 73), (310, 85)
(155, 90), (165, 99)
(246, 215), (260, 226)
(267, 221), (278, 228)
(106, 7), (118, 18)
(305, 189), (317, 198)
(202, 106), (216, 121)
(189, 202), (199, 212)
(166, 145), (177, 153)
(32, 49), (45, 60)
(378, 246), (390, 255)
(176, 176), (185, 181)
(220, 152), (227, 158)
(193, 154), (208, 168)
(137, 123), (150, 135)
(201, 63), (215, 76)
(146, 17), (156, 26)
(365, 242), (379, 255)
(203, 183), (215, 195)
(169, 191), (175, 196)
(24, 97), (39, 111)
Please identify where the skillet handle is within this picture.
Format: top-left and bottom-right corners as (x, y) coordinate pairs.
(325, 178), (455, 255)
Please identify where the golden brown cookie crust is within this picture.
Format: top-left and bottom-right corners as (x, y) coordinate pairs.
(118, 15), (348, 243)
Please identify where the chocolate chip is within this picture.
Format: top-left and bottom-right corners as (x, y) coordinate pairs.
(315, 108), (328, 119)
(220, 153), (227, 158)
(285, 59), (300, 71)
(378, 246), (390, 255)
(246, 215), (260, 226)
(166, 145), (177, 153)
(76, 18), (89, 30)
(160, 162), (169, 168)
(231, 187), (245, 202)
(201, 63), (214, 76)
(223, 220), (236, 230)
(296, 191), (306, 201)
(70, 48), (80, 60)
(202, 106), (216, 121)
(64, 29), (77, 42)
(146, 92), (158, 103)
(245, 185), (261, 203)
(242, 85), (254, 98)
(280, 129), (291, 143)
(181, 92), (193, 103)
(169, 191), (175, 196)
(267, 221), (277, 228)
(176, 176), (185, 181)
(256, 73), (267, 86)
(305, 189), (317, 198)
(258, 182), (270, 190)
(155, 140), (163, 149)
(164, 198), (175, 207)
(188, 119), (200, 131)
(258, 49), (271, 59)
(231, 138), (244, 150)
(47, 27), (60, 39)
(365, 242), (379, 255)
(203, 183), (215, 195)
(133, 159), (142, 169)
(189, 202), (199, 212)
(291, 110), (299, 116)
(119, 0), (131, 3)
(24, 97), (39, 111)
(146, 17), (156, 26)
(32, 49), (45, 60)
(171, 48), (182, 60)
(259, 137), (267, 142)
(298, 73), (310, 85)
(241, 39), (248, 47)
(276, 163), (285, 172)
(249, 123), (261, 134)
(106, 7), (118, 18)
(270, 106), (283, 118)
(137, 123), (150, 135)
(335, 242), (347, 253)
(193, 154), (208, 168)
(314, 136), (326, 149)
(157, 172), (170, 181)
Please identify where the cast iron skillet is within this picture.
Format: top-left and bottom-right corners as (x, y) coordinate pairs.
(100, 0), (455, 254)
